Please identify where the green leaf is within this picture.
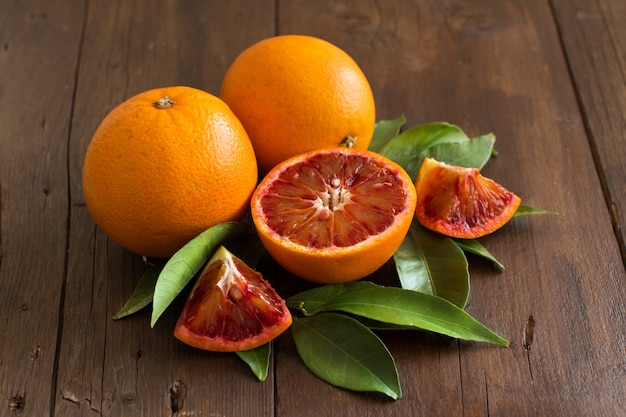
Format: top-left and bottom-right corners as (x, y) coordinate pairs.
(291, 313), (402, 400)
(514, 204), (559, 217)
(112, 259), (166, 320)
(454, 238), (505, 270)
(288, 281), (375, 313)
(394, 221), (470, 308)
(288, 282), (508, 346)
(150, 222), (250, 327)
(236, 343), (271, 382)
(368, 115), (407, 152)
(422, 133), (495, 169)
(378, 122), (495, 178)
(344, 314), (415, 331)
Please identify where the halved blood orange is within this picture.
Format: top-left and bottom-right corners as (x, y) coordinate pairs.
(415, 157), (521, 239)
(251, 148), (417, 284)
(174, 246), (292, 352)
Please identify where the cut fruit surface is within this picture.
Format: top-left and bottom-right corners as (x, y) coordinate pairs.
(415, 158), (521, 238)
(174, 246), (291, 352)
(251, 148), (417, 284)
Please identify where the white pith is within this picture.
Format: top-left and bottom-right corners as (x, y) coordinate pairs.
(209, 247), (242, 298)
(312, 176), (353, 219)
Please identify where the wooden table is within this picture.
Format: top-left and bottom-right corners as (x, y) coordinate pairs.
(1, 0), (625, 415)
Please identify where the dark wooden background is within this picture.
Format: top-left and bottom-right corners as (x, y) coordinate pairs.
(1, 0), (624, 416)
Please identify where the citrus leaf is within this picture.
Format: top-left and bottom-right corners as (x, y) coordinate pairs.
(150, 222), (250, 327)
(291, 313), (402, 400)
(112, 259), (166, 320)
(422, 133), (495, 169)
(454, 238), (505, 270)
(344, 314), (414, 331)
(394, 221), (470, 308)
(287, 281), (375, 314)
(288, 282), (508, 346)
(378, 122), (495, 178)
(236, 343), (271, 382)
(369, 115), (407, 152)
(514, 204), (559, 217)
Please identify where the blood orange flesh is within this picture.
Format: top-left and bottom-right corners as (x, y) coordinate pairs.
(251, 148), (417, 284)
(174, 246), (291, 352)
(415, 157), (521, 238)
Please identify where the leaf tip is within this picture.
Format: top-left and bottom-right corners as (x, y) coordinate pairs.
(112, 309), (129, 321)
(387, 388), (402, 400)
(149, 311), (161, 328)
(496, 336), (509, 347)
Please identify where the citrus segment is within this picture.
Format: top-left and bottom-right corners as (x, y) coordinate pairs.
(415, 158), (521, 238)
(251, 148), (417, 284)
(82, 86), (258, 258)
(174, 246), (292, 352)
(220, 35), (375, 173)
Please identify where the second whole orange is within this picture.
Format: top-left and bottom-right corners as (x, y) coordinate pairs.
(220, 35), (376, 174)
(82, 86), (258, 259)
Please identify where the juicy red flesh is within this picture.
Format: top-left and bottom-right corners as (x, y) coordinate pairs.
(258, 152), (409, 248)
(177, 257), (288, 343)
(423, 168), (516, 230)
(416, 159), (521, 238)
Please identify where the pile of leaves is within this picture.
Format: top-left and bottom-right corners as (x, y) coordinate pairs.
(113, 117), (551, 400)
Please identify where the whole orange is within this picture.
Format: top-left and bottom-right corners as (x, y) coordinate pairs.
(82, 86), (258, 259)
(220, 35), (376, 174)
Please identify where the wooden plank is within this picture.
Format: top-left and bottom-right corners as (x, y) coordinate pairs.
(1, 0), (623, 415)
(0, 0), (84, 415)
(57, 1), (276, 415)
(274, 0), (626, 415)
(551, 0), (626, 260)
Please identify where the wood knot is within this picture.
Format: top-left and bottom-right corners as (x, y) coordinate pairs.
(444, 5), (507, 34)
(132, 348), (144, 360)
(9, 395), (25, 414)
(523, 315), (535, 350)
(30, 346), (41, 360)
(169, 380), (187, 415)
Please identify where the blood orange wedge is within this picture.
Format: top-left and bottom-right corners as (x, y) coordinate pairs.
(415, 157), (521, 239)
(251, 148), (417, 284)
(174, 246), (292, 352)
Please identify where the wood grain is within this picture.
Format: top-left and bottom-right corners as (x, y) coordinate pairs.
(0, 0), (624, 416)
(551, 0), (626, 261)
(0, 1), (83, 415)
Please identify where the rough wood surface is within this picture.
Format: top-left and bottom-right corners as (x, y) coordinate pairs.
(0, 0), (624, 416)
(551, 0), (626, 260)
(0, 1), (82, 415)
